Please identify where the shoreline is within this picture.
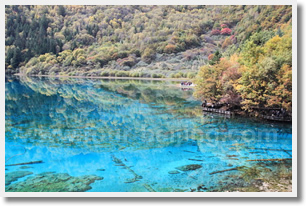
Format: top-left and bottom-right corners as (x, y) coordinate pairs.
(14, 73), (191, 82)
(12, 73), (291, 123)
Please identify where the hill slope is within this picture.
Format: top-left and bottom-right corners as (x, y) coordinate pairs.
(5, 5), (292, 78)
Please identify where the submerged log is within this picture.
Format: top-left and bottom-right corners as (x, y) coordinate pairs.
(143, 183), (156, 192)
(209, 167), (244, 175)
(111, 155), (143, 183)
(5, 145), (26, 163)
(183, 150), (196, 153)
(282, 149), (292, 157)
(188, 158), (203, 162)
(246, 158), (292, 162)
(246, 147), (292, 152)
(6, 160), (43, 166)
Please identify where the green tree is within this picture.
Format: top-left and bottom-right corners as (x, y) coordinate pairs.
(11, 47), (22, 69)
(209, 50), (222, 65)
(236, 27), (292, 112)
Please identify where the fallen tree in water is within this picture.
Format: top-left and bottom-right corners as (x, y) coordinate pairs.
(209, 166), (245, 175)
(5, 160), (44, 166)
(246, 158), (292, 162)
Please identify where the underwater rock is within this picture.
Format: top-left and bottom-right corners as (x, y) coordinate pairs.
(197, 184), (207, 191)
(175, 164), (202, 171)
(190, 188), (196, 192)
(5, 171), (33, 186)
(5, 172), (103, 192)
(168, 170), (180, 174)
(96, 169), (105, 171)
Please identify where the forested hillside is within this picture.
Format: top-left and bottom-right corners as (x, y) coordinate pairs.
(5, 5), (292, 79)
(5, 5), (293, 113)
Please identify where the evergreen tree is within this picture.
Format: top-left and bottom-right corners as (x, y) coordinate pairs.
(10, 47), (22, 69)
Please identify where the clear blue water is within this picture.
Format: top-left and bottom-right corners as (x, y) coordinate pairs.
(5, 76), (292, 192)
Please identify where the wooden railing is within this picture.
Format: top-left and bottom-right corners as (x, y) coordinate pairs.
(202, 107), (233, 115)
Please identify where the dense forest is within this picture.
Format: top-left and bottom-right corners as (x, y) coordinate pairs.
(5, 5), (292, 114)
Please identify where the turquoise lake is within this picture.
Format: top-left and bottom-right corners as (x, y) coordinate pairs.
(5, 76), (292, 192)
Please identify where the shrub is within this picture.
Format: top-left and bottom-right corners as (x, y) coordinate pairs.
(208, 53), (214, 60)
(109, 70), (118, 77)
(221, 28), (232, 35)
(164, 44), (177, 54)
(185, 34), (200, 47)
(63, 55), (73, 66)
(130, 72), (140, 77)
(221, 23), (228, 28)
(211, 29), (221, 35)
(75, 33), (95, 45)
(95, 57), (109, 68)
(187, 72), (196, 79)
(100, 70), (109, 76)
(209, 50), (222, 65)
(75, 55), (86, 66)
(142, 48), (155, 63)
(230, 35), (237, 44)
(72, 48), (86, 59)
(25, 57), (39, 67)
(171, 72), (184, 78)
(170, 73), (176, 78)
(117, 55), (137, 67)
(115, 71), (130, 77)
(117, 51), (128, 59)
(130, 49), (141, 57)
(151, 73), (165, 78)
(139, 72), (145, 77)
(222, 37), (233, 49)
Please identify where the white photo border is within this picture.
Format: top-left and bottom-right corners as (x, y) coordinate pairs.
(0, 0), (297, 197)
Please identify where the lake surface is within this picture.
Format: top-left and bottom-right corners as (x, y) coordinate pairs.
(5, 76), (292, 192)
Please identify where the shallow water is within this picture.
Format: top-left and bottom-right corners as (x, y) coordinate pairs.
(5, 76), (292, 192)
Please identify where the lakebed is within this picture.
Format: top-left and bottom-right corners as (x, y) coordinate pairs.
(5, 76), (292, 192)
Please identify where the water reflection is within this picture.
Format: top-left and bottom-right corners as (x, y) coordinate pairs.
(6, 76), (204, 151)
(5, 76), (292, 192)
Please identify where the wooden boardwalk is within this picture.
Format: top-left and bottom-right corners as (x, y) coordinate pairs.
(202, 107), (233, 115)
(202, 106), (291, 122)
